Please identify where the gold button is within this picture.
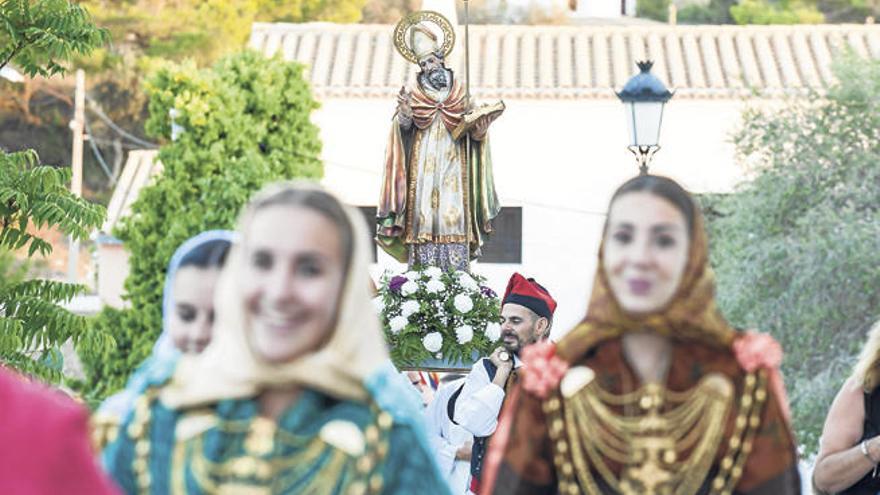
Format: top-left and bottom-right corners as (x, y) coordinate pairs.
(357, 455), (375, 473)
(135, 440), (150, 456)
(721, 456), (733, 470)
(348, 481), (367, 495)
(377, 412), (393, 430)
(370, 474), (383, 492)
(365, 426), (380, 444)
(127, 423), (144, 438)
(234, 457), (257, 477)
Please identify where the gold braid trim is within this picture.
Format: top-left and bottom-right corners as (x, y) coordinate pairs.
(709, 371), (769, 494)
(91, 412), (121, 453)
(125, 387), (161, 494)
(404, 131), (423, 244)
(544, 370), (766, 495)
(179, 403), (394, 495)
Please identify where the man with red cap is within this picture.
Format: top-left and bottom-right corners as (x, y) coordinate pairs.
(0, 367), (119, 494)
(449, 273), (557, 494)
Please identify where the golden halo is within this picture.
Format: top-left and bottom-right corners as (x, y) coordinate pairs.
(393, 10), (455, 65)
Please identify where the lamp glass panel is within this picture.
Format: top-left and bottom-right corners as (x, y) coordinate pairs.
(624, 101), (665, 147)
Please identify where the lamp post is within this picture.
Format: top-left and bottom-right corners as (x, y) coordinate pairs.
(617, 61), (673, 175)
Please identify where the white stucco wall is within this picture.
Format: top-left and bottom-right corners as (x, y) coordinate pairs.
(313, 96), (756, 339)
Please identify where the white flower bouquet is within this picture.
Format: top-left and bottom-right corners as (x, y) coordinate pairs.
(376, 266), (501, 368)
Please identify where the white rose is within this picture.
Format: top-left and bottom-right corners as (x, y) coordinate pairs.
(389, 315), (408, 334)
(425, 266), (443, 279)
(426, 279), (445, 294)
(422, 332), (443, 353)
(371, 296), (385, 313)
(401, 281), (418, 296)
(453, 294), (474, 314)
(485, 322), (501, 342)
(457, 272), (478, 291)
(404, 270), (420, 281)
(401, 300), (420, 318)
(455, 325), (474, 344)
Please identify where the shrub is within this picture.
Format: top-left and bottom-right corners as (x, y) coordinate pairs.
(80, 50), (323, 401)
(707, 54), (880, 454)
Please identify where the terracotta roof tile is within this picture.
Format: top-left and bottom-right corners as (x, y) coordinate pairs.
(249, 23), (880, 99)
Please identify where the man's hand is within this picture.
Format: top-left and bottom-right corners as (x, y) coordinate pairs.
(396, 86), (413, 127)
(489, 346), (514, 387)
(455, 440), (474, 461)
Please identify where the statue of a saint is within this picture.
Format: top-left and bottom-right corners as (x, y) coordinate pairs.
(377, 11), (501, 272)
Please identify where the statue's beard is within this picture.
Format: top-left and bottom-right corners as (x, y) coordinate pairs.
(423, 67), (448, 90)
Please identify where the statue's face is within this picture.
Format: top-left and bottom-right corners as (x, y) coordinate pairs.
(418, 54), (444, 73)
(418, 54), (448, 89)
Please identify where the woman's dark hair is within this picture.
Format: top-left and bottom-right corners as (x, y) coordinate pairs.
(609, 175), (696, 234)
(178, 239), (232, 270)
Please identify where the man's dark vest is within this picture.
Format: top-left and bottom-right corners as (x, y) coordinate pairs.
(447, 359), (516, 485)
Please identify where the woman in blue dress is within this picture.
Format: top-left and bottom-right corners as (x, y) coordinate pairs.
(93, 230), (233, 445)
(103, 182), (450, 494)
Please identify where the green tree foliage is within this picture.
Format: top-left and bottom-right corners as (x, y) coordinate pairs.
(0, 0), (113, 384)
(0, 150), (113, 382)
(81, 50), (323, 402)
(0, 0), (108, 77)
(637, 0), (670, 21)
(678, 0), (735, 24)
(730, 0), (824, 23)
(707, 54), (880, 454)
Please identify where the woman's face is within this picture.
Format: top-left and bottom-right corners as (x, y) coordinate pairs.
(242, 205), (347, 364)
(602, 191), (690, 315)
(169, 266), (220, 354)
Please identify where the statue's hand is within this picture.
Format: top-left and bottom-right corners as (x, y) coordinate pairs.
(396, 86), (413, 125)
(470, 115), (491, 141)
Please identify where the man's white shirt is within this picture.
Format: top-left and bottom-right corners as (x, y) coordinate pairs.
(425, 379), (473, 494)
(453, 355), (524, 437)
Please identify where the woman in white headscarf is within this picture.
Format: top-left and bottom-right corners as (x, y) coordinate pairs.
(103, 182), (450, 494)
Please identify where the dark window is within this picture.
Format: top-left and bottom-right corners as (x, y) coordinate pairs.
(480, 207), (522, 264)
(355, 205), (522, 264)
(357, 206), (378, 262)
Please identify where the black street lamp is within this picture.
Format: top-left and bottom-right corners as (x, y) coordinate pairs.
(617, 61), (673, 175)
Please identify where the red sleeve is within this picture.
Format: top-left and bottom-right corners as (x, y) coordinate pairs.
(49, 406), (120, 494)
(483, 384), (557, 495)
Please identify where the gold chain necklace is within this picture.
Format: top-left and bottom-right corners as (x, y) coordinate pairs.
(544, 368), (769, 495)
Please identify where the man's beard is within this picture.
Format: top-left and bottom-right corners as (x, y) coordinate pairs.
(423, 67), (448, 90)
(501, 330), (524, 354)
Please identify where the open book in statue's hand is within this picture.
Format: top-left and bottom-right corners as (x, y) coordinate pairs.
(452, 100), (505, 141)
